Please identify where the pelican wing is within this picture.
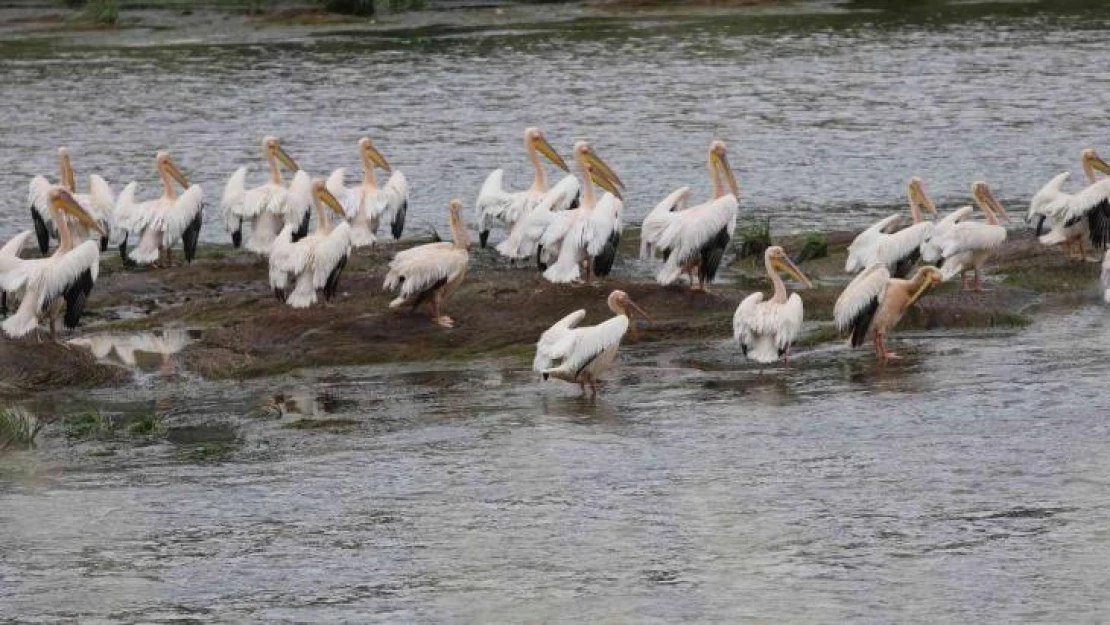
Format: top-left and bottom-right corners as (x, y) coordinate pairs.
(846, 213), (903, 272)
(114, 182), (155, 234)
(1059, 178), (1110, 223)
(497, 185), (569, 259)
(732, 292), (764, 351)
(222, 166), (251, 228)
(585, 194), (622, 256)
(1029, 172), (1070, 218)
(921, 207), (973, 262)
(734, 293), (804, 361)
(312, 222), (352, 290)
(383, 170), (409, 239)
(874, 222), (931, 277)
(269, 226), (312, 291)
(28, 175), (52, 219)
(835, 264), (889, 346)
(161, 185), (205, 250)
(326, 169), (358, 218)
(83, 174), (115, 221)
(541, 315), (629, 378)
(936, 222), (1006, 258)
(641, 186), (689, 260)
(383, 243), (468, 301)
(654, 195), (737, 283)
(476, 169), (518, 228)
(284, 170), (314, 227)
(0, 231), (35, 291)
(533, 309), (587, 372)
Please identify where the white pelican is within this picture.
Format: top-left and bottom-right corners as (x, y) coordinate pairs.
(641, 140), (739, 291)
(931, 181), (1009, 291)
(326, 137), (409, 247)
(0, 230), (35, 317)
(1, 188), (105, 339)
(533, 289), (648, 395)
(270, 180), (352, 308)
(920, 205), (974, 265)
(866, 177), (938, 277)
(1051, 149), (1110, 254)
(834, 264), (942, 362)
(542, 142), (625, 284)
(733, 246), (812, 363)
(28, 147), (114, 254)
(383, 199), (470, 327)
(498, 175), (581, 267)
(222, 136), (312, 254)
(475, 127), (575, 249)
(116, 151), (204, 266)
(1028, 171), (1087, 260)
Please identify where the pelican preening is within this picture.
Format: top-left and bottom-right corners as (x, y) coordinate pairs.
(326, 137), (409, 247)
(641, 140), (740, 291)
(733, 246), (812, 363)
(222, 136), (312, 254)
(1030, 149), (1110, 260)
(383, 199), (470, 327)
(116, 151), (204, 266)
(533, 289), (648, 395)
(269, 180), (352, 308)
(0, 188), (105, 339)
(28, 147), (114, 254)
(834, 265), (942, 362)
(476, 127), (576, 249)
(931, 181), (1009, 290)
(541, 141), (625, 284)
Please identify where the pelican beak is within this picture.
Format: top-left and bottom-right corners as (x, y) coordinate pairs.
(533, 134), (569, 172)
(1086, 151), (1110, 176)
(163, 157), (190, 189)
(626, 298), (651, 322)
(275, 143), (300, 172)
(52, 189), (107, 237)
(908, 270), (941, 305)
(711, 149), (740, 197)
(977, 184), (1011, 223)
(773, 255), (813, 289)
(361, 141), (392, 173)
(317, 185), (346, 216)
(910, 179), (938, 215)
(59, 149), (76, 192)
(584, 151), (625, 200)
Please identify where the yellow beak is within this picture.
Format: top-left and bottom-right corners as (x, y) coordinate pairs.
(533, 135), (569, 172)
(275, 143), (300, 172)
(773, 255), (813, 289)
(60, 150), (76, 192)
(316, 186), (347, 216)
(909, 181), (937, 215)
(52, 189), (107, 236)
(711, 149), (740, 197)
(361, 141), (392, 172)
(1087, 151), (1110, 176)
(584, 151), (625, 200)
(162, 157), (190, 189)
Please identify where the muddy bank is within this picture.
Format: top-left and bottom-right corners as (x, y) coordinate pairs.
(0, 224), (1099, 397)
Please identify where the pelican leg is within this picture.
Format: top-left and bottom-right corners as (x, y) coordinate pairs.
(431, 291), (454, 328)
(49, 316), (57, 341)
(166, 247), (173, 268)
(960, 271), (969, 291)
(875, 333), (898, 361)
(973, 268), (983, 291)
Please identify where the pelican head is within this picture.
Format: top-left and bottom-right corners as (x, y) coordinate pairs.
(972, 180), (1010, 223)
(1082, 148), (1110, 178)
(155, 151), (190, 188)
(766, 246), (813, 288)
(311, 179), (346, 216)
(907, 266), (943, 305)
(57, 146), (76, 191)
(574, 141), (625, 199)
(263, 136), (299, 172)
(358, 137), (392, 173)
(708, 140), (740, 198)
(48, 187), (107, 237)
(607, 289), (649, 319)
(525, 127), (569, 172)
(907, 177), (938, 215)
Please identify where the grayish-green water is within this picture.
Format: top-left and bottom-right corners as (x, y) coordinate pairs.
(2, 2), (1110, 622)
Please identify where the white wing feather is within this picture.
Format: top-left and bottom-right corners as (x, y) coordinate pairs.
(312, 222), (352, 289)
(835, 264), (890, 330)
(533, 309), (587, 372)
(846, 214), (903, 272)
(653, 195), (737, 284)
(284, 170), (313, 227)
(2, 241), (100, 338)
(1029, 172), (1070, 218)
(641, 187), (689, 260)
(383, 244), (468, 302)
(541, 315), (629, 377)
(1058, 178), (1110, 223)
(936, 222), (1006, 258)
(28, 176), (52, 219)
(874, 222), (932, 268)
(161, 185), (204, 247)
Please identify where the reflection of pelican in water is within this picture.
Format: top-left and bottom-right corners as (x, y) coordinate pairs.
(69, 329), (191, 370)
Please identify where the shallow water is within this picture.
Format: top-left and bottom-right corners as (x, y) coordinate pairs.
(1, 0), (1109, 243)
(2, 308), (1109, 622)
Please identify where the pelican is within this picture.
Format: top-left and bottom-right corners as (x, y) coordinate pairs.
(1028, 171), (1087, 260)
(834, 265), (942, 362)
(270, 180), (352, 308)
(920, 204), (974, 264)
(541, 142), (625, 284)
(533, 289), (649, 395)
(0, 230), (35, 317)
(1052, 149), (1110, 254)
(733, 246), (812, 363)
(0, 188), (105, 339)
(326, 137), (409, 247)
(640, 141), (739, 291)
(222, 136), (312, 254)
(475, 127), (575, 249)
(116, 151), (204, 266)
(931, 181), (1009, 291)
(867, 177), (938, 277)
(28, 147), (114, 254)
(498, 175), (581, 267)
(383, 199), (470, 327)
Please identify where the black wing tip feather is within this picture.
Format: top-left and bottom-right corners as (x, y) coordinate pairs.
(62, 268), (95, 329)
(231, 218), (243, 249)
(31, 207), (50, 255)
(391, 201), (407, 240)
(182, 210), (203, 263)
(849, 297), (881, 348)
(699, 227), (731, 283)
(593, 231), (621, 277)
(292, 211), (311, 242)
(1088, 200), (1110, 250)
(891, 249), (921, 280)
(479, 230), (490, 248)
(323, 254), (349, 301)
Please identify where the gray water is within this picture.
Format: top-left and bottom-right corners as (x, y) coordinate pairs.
(3, 2), (1110, 622)
(2, 1), (1109, 242)
(2, 309), (1109, 622)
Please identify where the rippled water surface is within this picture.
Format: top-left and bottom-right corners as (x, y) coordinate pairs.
(2, 0), (1109, 241)
(2, 2), (1110, 622)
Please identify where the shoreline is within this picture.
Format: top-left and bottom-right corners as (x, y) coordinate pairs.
(0, 226), (1100, 398)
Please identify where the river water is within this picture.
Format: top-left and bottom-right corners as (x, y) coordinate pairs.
(1, 0), (1109, 242)
(2, 1), (1110, 622)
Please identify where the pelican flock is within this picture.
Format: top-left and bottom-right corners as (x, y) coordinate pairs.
(3, 135), (1108, 394)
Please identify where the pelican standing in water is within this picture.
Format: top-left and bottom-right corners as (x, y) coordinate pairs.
(931, 181), (1009, 291)
(542, 142), (625, 284)
(269, 180), (352, 308)
(476, 127), (576, 249)
(1, 188), (105, 339)
(326, 137), (409, 247)
(28, 147), (114, 254)
(641, 140), (739, 291)
(733, 246), (812, 363)
(533, 289), (649, 395)
(834, 265), (942, 362)
(222, 136), (312, 254)
(383, 199), (470, 327)
(116, 151), (204, 266)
